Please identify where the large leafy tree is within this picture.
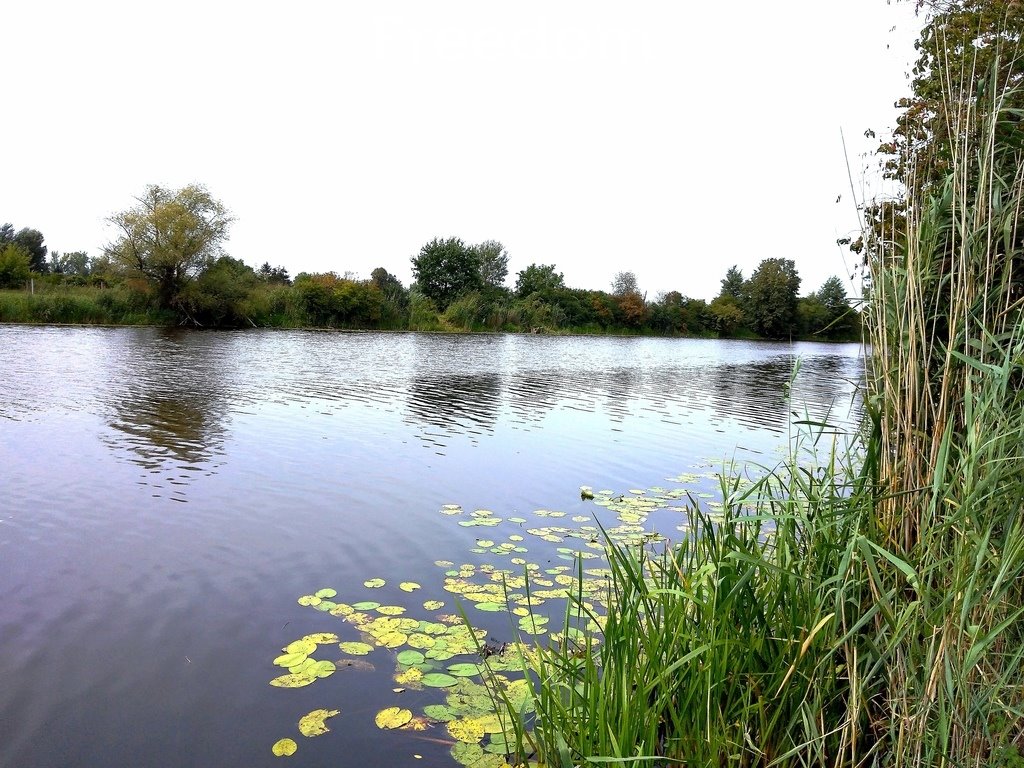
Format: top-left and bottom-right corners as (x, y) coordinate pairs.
(411, 237), (482, 310)
(105, 184), (233, 310)
(744, 258), (801, 339)
(515, 263), (565, 298)
(0, 243), (32, 287)
(471, 240), (509, 289)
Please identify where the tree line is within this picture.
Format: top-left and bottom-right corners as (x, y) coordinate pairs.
(1, 186), (857, 340)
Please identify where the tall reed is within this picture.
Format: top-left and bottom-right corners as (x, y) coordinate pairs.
(481, 20), (1024, 768)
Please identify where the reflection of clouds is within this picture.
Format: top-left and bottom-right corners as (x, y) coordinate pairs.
(103, 329), (228, 499)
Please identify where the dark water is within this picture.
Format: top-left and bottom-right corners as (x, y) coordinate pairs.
(0, 327), (863, 768)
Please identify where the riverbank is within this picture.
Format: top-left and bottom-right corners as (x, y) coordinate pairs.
(0, 287), (855, 342)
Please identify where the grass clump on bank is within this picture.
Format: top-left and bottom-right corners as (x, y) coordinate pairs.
(480, 8), (1024, 767)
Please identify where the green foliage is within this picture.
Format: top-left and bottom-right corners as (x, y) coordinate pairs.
(0, 243), (32, 288)
(11, 227), (48, 273)
(610, 270), (639, 297)
(256, 262), (291, 285)
(515, 263), (564, 298)
(293, 272), (384, 327)
(105, 183), (234, 311)
(707, 295), (744, 335)
(743, 257), (801, 338)
(470, 240), (509, 289)
(179, 256), (259, 326)
(411, 237), (482, 310)
(719, 264), (745, 301)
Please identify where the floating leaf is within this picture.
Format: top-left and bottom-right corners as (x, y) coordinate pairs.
(284, 639), (317, 655)
(298, 708), (340, 737)
(309, 660), (336, 678)
(352, 601), (381, 611)
(451, 742), (485, 766)
(269, 673), (315, 688)
(302, 633), (339, 645)
(375, 706), (413, 729)
(273, 652), (308, 668)
(395, 666), (424, 686)
(297, 595), (321, 607)
(423, 600), (445, 611)
(376, 605), (405, 616)
(339, 641), (374, 656)
(376, 631), (408, 649)
(421, 673), (459, 688)
(447, 717), (486, 743)
(364, 578), (385, 588)
(399, 581), (421, 592)
(272, 738), (297, 756)
(397, 650), (425, 665)
(447, 663), (483, 677)
(424, 703), (456, 722)
(314, 588), (337, 599)
(474, 602), (504, 612)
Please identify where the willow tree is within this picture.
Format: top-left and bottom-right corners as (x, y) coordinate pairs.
(105, 184), (233, 310)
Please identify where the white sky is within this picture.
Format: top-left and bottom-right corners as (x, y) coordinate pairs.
(3, 1), (922, 301)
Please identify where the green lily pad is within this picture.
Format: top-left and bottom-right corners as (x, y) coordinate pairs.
(351, 601), (381, 611)
(447, 663), (483, 677)
(297, 595), (321, 607)
(272, 737), (298, 756)
(364, 578), (385, 588)
(314, 588), (337, 599)
(301, 633), (339, 645)
(424, 703), (456, 722)
(399, 581), (421, 592)
(421, 673), (459, 688)
(309, 660), (336, 678)
(474, 602), (504, 612)
(396, 649), (425, 665)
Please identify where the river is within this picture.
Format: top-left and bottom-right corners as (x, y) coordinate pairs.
(0, 326), (863, 768)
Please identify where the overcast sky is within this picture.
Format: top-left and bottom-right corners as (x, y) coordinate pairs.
(3, 1), (922, 301)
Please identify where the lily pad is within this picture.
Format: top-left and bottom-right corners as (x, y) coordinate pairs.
(285, 639), (317, 656)
(298, 708), (340, 737)
(269, 673), (316, 688)
(272, 737), (298, 756)
(397, 650), (425, 665)
(376, 605), (406, 616)
(301, 632), (340, 645)
(364, 578), (385, 588)
(375, 706), (413, 729)
(399, 581), (421, 592)
(352, 601), (381, 611)
(297, 595), (321, 607)
(339, 641), (374, 656)
(273, 652), (308, 668)
(421, 673), (459, 688)
(423, 600), (445, 611)
(447, 663), (483, 677)
(314, 588), (337, 599)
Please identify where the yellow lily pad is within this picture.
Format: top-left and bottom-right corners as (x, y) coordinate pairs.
(285, 639), (317, 655)
(423, 600), (445, 611)
(339, 641), (374, 656)
(269, 673), (315, 688)
(298, 708), (340, 737)
(302, 633), (339, 645)
(375, 706), (413, 729)
(297, 595), (321, 607)
(272, 737), (298, 756)
(364, 578), (385, 588)
(399, 581), (421, 592)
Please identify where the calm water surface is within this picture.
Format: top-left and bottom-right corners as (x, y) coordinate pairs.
(0, 327), (863, 768)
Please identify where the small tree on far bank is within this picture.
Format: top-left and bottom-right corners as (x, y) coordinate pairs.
(410, 237), (482, 310)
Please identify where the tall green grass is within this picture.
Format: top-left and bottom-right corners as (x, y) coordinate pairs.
(482, 31), (1024, 768)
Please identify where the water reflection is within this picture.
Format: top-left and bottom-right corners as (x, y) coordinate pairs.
(404, 372), (503, 449)
(104, 329), (228, 498)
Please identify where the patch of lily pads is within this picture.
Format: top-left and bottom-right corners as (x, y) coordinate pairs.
(269, 469), (737, 763)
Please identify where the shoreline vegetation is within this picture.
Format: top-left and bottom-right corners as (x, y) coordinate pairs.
(462, 3), (1024, 767)
(0, 264), (858, 340)
(2, 211), (858, 342)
